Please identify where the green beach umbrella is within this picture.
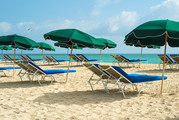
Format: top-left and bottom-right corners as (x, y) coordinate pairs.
(0, 34), (39, 77)
(97, 38), (117, 63)
(124, 19), (179, 94)
(44, 29), (105, 82)
(0, 45), (12, 56)
(38, 42), (55, 60)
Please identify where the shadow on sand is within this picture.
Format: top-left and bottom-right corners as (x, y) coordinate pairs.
(33, 89), (139, 105)
(0, 80), (52, 88)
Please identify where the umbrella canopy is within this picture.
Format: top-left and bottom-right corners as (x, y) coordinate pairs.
(97, 38), (117, 49)
(44, 29), (105, 82)
(124, 19), (179, 95)
(38, 42), (55, 51)
(44, 28), (105, 49)
(0, 45), (12, 50)
(0, 34), (39, 77)
(124, 20), (179, 46)
(0, 34), (39, 48)
(54, 42), (82, 49)
(12, 45), (34, 50)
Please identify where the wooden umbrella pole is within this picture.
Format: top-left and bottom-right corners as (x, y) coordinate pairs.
(66, 48), (69, 65)
(21, 50), (22, 56)
(1, 50), (3, 55)
(41, 49), (43, 60)
(65, 43), (74, 83)
(139, 46), (143, 68)
(13, 43), (16, 77)
(161, 32), (168, 95)
(99, 49), (102, 64)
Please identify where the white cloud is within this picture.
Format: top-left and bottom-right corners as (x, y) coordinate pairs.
(17, 22), (34, 29)
(91, 0), (110, 16)
(107, 11), (138, 32)
(150, 0), (179, 10)
(0, 22), (12, 32)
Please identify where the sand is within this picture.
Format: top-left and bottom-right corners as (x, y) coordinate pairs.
(0, 61), (178, 120)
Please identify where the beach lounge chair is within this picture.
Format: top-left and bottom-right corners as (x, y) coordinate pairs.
(1, 55), (9, 62)
(46, 56), (67, 64)
(76, 54), (98, 62)
(69, 54), (82, 65)
(99, 65), (170, 97)
(110, 55), (123, 65)
(83, 63), (118, 93)
(117, 55), (147, 66)
(157, 54), (176, 69)
(43, 56), (52, 64)
(18, 55), (27, 61)
(0, 66), (21, 76)
(170, 54), (179, 64)
(23, 55), (41, 62)
(3, 55), (20, 62)
(19, 61), (76, 85)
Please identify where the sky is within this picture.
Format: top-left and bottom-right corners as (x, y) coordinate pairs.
(1, 0), (179, 54)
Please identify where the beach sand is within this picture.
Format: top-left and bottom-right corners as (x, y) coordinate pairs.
(0, 61), (178, 120)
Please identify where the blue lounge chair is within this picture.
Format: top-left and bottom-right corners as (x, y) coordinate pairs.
(3, 55), (20, 62)
(158, 54), (176, 69)
(0, 66), (21, 76)
(83, 63), (116, 93)
(43, 56), (52, 64)
(76, 54), (98, 62)
(170, 54), (179, 65)
(99, 65), (170, 97)
(23, 55), (41, 62)
(20, 61), (76, 85)
(69, 54), (82, 65)
(47, 56), (68, 64)
(18, 55), (27, 61)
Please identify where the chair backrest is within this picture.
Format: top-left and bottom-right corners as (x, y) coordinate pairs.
(83, 63), (111, 79)
(110, 55), (123, 62)
(99, 65), (132, 83)
(4, 55), (13, 61)
(21, 61), (45, 75)
(76, 54), (88, 62)
(23, 55), (32, 62)
(15, 61), (33, 73)
(47, 56), (56, 62)
(157, 55), (174, 64)
(117, 55), (130, 62)
(43, 56), (51, 62)
(70, 54), (81, 62)
(170, 55), (179, 63)
(1, 55), (10, 61)
(19, 55), (27, 61)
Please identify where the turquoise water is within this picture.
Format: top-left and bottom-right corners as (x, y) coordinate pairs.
(2, 54), (162, 64)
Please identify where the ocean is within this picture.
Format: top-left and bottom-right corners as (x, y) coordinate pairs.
(2, 54), (163, 64)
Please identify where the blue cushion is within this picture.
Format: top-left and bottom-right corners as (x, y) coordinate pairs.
(21, 61), (76, 74)
(111, 66), (167, 83)
(129, 59), (147, 62)
(0, 67), (21, 70)
(44, 69), (76, 74)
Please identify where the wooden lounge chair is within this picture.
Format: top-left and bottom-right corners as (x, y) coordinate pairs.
(99, 65), (170, 97)
(157, 54), (176, 69)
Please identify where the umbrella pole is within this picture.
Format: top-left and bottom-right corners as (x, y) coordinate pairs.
(99, 49), (102, 64)
(2, 50), (3, 55)
(65, 43), (74, 83)
(161, 32), (168, 95)
(13, 44), (16, 77)
(139, 47), (143, 68)
(21, 50), (22, 56)
(41, 49), (43, 60)
(66, 48), (69, 65)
